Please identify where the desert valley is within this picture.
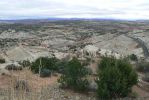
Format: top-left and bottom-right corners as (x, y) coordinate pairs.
(0, 20), (149, 100)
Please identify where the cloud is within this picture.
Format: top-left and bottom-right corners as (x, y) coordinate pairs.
(0, 0), (149, 20)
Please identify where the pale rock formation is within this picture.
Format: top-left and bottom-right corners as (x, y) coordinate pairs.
(83, 45), (99, 57)
(99, 49), (122, 59)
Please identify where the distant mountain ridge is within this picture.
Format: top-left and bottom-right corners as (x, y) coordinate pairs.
(0, 18), (148, 24)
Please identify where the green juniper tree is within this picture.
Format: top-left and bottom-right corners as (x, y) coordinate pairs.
(58, 57), (89, 91)
(96, 57), (138, 99)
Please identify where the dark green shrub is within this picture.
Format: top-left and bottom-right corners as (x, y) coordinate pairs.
(31, 57), (59, 73)
(129, 54), (138, 61)
(136, 61), (149, 73)
(96, 57), (138, 99)
(0, 58), (5, 64)
(40, 68), (51, 78)
(5, 64), (22, 70)
(19, 60), (31, 67)
(58, 57), (89, 91)
(55, 59), (68, 74)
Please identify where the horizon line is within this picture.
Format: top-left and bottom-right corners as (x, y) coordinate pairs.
(0, 17), (148, 21)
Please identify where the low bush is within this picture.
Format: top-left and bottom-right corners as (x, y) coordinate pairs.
(0, 58), (5, 64)
(40, 68), (51, 78)
(55, 59), (68, 74)
(5, 64), (22, 70)
(129, 54), (138, 61)
(19, 60), (31, 67)
(31, 57), (59, 73)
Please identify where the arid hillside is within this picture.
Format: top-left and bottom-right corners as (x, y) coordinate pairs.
(0, 20), (149, 100)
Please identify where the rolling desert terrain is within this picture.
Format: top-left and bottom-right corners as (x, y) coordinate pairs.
(0, 20), (149, 100)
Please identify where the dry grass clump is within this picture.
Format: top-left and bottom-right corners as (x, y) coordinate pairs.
(0, 69), (58, 100)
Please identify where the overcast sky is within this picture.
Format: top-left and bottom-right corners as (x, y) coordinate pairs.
(0, 0), (149, 20)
